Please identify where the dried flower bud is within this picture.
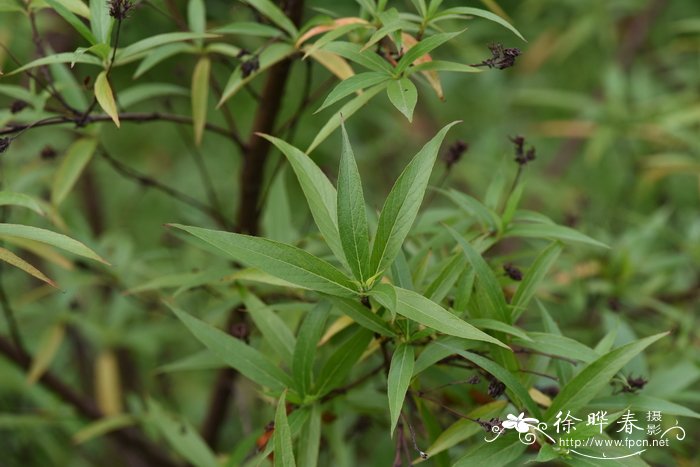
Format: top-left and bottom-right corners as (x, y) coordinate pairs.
(466, 374), (481, 384)
(0, 137), (11, 154)
(503, 263), (523, 281)
(510, 135), (536, 166)
(40, 145), (57, 160)
(624, 375), (648, 392)
(476, 417), (502, 432)
(108, 0), (134, 20)
(241, 56), (260, 78)
(488, 379), (506, 398)
(236, 48), (250, 59)
(10, 100), (28, 114)
(472, 43), (521, 70)
(443, 140), (468, 169)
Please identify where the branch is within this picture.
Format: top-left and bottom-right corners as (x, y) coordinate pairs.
(1, 112), (236, 143)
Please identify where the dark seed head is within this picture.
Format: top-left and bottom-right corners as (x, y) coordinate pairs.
(107, 0), (134, 20)
(488, 379), (506, 398)
(476, 417), (502, 432)
(443, 140), (468, 169)
(625, 375), (648, 392)
(0, 137), (11, 154)
(503, 263), (523, 281)
(230, 322), (250, 341)
(241, 56), (260, 78)
(40, 145), (57, 160)
(10, 100), (28, 114)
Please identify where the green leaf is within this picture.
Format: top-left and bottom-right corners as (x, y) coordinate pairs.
(147, 399), (219, 467)
(156, 350), (223, 373)
(337, 123), (371, 283)
(94, 71), (120, 127)
(386, 78), (417, 122)
(316, 72), (391, 114)
(387, 343), (414, 435)
(241, 290), (296, 364)
(0, 224), (107, 264)
(320, 41), (394, 74)
(392, 286), (508, 348)
(425, 401), (506, 457)
(191, 56), (210, 144)
(6, 53), (102, 76)
(51, 138), (98, 206)
(452, 432), (525, 466)
(44, 0), (97, 45)
(328, 296), (395, 337)
(545, 332), (668, 420)
(218, 43), (296, 106)
(297, 403), (321, 467)
(274, 391), (296, 467)
(410, 60), (481, 73)
(435, 7), (525, 41)
(168, 224), (359, 297)
(467, 319), (532, 342)
(242, 0), (298, 38)
(119, 83), (189, 109)
(0, 247), (57, 287)
(116, 32), (217, 65)
(438, 342), (541, 418)
(446, 225), (510, 322)
(306, 83), (388, 154)
(0, 192), (44, 216)
(187, 0), (206, 36)
(511, 242), (562, 320)
(436, 188), (500, 232)
(292, 302), (330, 397)
(512, 332), (599, 363)
(213, 22), (282, 37)
(89, 0), (113, 44)
(370, 122), (458, 275)
(505, 223), (609, 249)
(395, 31), (463, 74)
(133, 43), (194, 78)
(592, 394), (700, 419)
(169, 305), (293, 390)
(261, 135), (346, 266)
(314, 328), (372, 396)
(73, 414), (137, 445)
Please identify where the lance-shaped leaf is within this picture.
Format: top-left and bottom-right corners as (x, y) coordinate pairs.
(52, 138), (98, 206)
(0, 224), (107, 264)
(0, 192), (44, 215)
(505, 223), (609, 249)
(191, 56), (210, 144)
(316, 72), (391, 113)
(168, 224), (359, 297)
(45, 0), (97, 45)
(243, 0), (298, 38)
(0, 247), (57, 287)
(169, 305), (293, 390)
(386, 78), (417, 122)
(292, 302), (330, 397)
(435, 7), (525, 41)
(241, 289), (296, 364)
(26, 323), (65, 384)
(94, 72), (120, 127)
(394, 31), (463, 74)
(446, 225), (510, 323)
(545, 332), (667, 420)
(337, 124), (371, 283)
(89, 0), (113, 44)
(391, 286), (509, 349)
(314, 328), (372, 396)
(511, 242), (562, 320)
(387, 343), (414, 435)
(370, 122), (458, 276)
(328, 296), (395, 337)
(259, 135), (346, 266)
(274, 391), (296, 467)
(116, 32), (216, 65)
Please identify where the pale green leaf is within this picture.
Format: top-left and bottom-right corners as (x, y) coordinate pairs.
(45, 0), (97, 44)
(0, 224), (107, 264)
(505, 223), (609, 249)
(94, 71), (120, 127)
(316, 72), (391, 114)
(89, 0), (113, 44)
(435, 7), (524, 41)
(386, 78), (417, 122)
(274, 391), (296, 467)
(511, 242), (562, 320)
(292, 302), (330, 397)
(191, 56), (210, 144)
(0, 191), (44, 215)
(243, 0), (298, 38)
(387, 343), (414, 435)
(51, 138), (98, 206)
(0, 247), (57, 287)
(27, 324), (65, 384)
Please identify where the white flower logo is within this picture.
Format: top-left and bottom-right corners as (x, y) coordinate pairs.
(502, 412), (539, 433)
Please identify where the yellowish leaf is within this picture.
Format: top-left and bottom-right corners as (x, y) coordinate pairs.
(94, 71), (120, 127)
(295, 17), (368, 47)
(0, 247), (57, 287)
(191, 56), (211, 145)
(27, 323), (65, 384)
(401, 33), (443, 100)
(95, 350), (123, 415)
(304, 47), (354, 80)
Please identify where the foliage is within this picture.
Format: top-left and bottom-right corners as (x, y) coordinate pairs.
(0, 0), (698, 466)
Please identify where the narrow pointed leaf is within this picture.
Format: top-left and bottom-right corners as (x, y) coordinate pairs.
(168, 224), (359, 297)
(170, 305), (293, 390)
(297, 403), (321, 467)
(316, 72), (390, 113)
(388, 344), (414, 435)
(292, 302), (330, 396)
(505, 223), (609, 249)
(89, 0), (113, 44)
(191, 56), (210, 144)
(545, 332), (668, 420)
(94, 72), (120, 127)
(328, 296), (395, 337)
(261, 135), (346, 265)
(274, 391), (296, 467)
(386, 78), (417, 122)
(395, 31), (462, 73)
(446, 225), (510, 322)
(52, 138), (98, 206)
(243, 0), (298, 38)
(0, 247), (57, 287)
(437, 7), (524, 41)
(314, 328), (372, 396)
(0, 224), (107, 264)
(393, 286), (509, 348)
(45, 0), (97, 45)
(511, 242), (562, 320)
(0, 192), (44, 215)
(370, 122), (458, 275)
(241, 290), (296, 364)
(27, 324), (65, 384)
(337, 124), (371, 282)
